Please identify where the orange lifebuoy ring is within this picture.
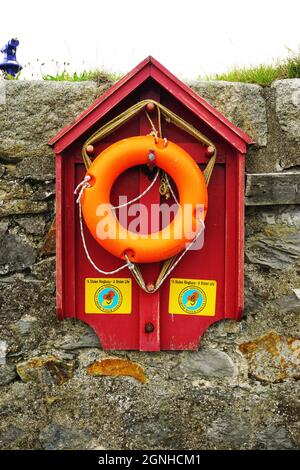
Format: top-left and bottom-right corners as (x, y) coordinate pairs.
(81, 135), (208, 263)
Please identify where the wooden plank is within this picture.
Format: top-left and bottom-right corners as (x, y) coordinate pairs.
(55, 154), (64, 320)
(74, 143), (226, 165)
(245, 172), (300, 206)
(138, 87), (161, 351)
(224, 154), (237, 319)
(64, 151), (76, 318)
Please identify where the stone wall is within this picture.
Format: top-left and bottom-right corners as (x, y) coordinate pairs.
(0, 79), (299, 450)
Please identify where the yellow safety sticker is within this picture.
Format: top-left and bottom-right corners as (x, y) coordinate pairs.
(85, 278), (132, 314)
(169, 278), (217, 316)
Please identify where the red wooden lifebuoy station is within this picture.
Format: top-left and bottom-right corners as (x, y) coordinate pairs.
(49, 56), (253, 351)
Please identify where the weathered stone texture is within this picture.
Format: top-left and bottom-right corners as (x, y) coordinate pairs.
(189, 80), (268, 147)
(190, 79), (300, 172)
(16, 356), (74, 385)
(88, 358), (148, 384)
(239, 331), (300, 383)
(0, 364), (17, 386)
(245, 172), (300, 206)
(39, 424), (94, 450)
(245, 205), (300, 270)
(170, 349), (236, 379)
(0, 81), (98, 160)
(0, 79), (299, 450)
(274, 79), (300, 139)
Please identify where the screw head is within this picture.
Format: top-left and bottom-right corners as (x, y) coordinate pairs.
(147, 283), (155, 292)
(148, 151), (156, 162)
(86, 144), (94, 155)
(145, 322), (155, 333)
(146, 102), (155, 113)
(206, 145), (215, 156)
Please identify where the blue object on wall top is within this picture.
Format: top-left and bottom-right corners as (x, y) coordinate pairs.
(0, 38), (22, 77)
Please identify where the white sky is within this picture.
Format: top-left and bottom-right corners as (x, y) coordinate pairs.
(1, 0), (300, 80)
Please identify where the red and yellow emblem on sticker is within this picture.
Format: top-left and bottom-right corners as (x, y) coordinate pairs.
(85, 278), (131, 314)
(169, 278), (217, 316)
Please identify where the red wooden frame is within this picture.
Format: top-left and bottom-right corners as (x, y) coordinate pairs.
(50, 56), (253, 351)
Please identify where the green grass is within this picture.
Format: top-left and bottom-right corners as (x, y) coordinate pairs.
(2, 50), (300, 86)
(202, 51), (300, 86)
(42, 68), (122, 85)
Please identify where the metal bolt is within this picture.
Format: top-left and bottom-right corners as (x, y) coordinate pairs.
(86, 144), (94, 155)
(145, 322), (155, 333)
(146, 102), (155, 113)
(147, 283), (155, 292)
(148, 151), (155, 162)
(206, 145), (215, 156)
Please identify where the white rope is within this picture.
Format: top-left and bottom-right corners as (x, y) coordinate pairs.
(124, 254), (147, 290)
(111, 170), (160, 210)
(75, 178), (134, 275)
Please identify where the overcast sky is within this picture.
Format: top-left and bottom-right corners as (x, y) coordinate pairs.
(1, 0), (300, 79)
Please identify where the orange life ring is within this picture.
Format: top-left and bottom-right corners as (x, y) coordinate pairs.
(81, 135), (208, 263)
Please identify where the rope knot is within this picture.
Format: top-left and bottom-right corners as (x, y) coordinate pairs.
(127, 261), (135, 271)
(74, 175), (91, 203)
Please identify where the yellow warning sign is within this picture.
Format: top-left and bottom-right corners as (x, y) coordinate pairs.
(169, 278), (217, 316)
(85, 278), (132, 314)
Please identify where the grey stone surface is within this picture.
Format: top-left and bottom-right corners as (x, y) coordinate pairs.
(15, 315), (38, 335)
(246, 233), (300, 270)
(189, 80), (267, 146)
(0, 364), (17, 385)
(0, 340), (7, 365)
(0, 231), (37, 274)
(207, 415), (252, 447)
(245, 205), (300, 270)
(0, 274), (55, 322)
(0, 179), (48, 217)
(32, 181), (55, 201)
(0, 81), (98, 160)
(39, 423), (93, 450)
(274, 79), (300, 140)
(0, 425), (28, 447)
(272, 79), (300, 168)
(190, 79), (300, 172)
(55, 330), (101, 350)
(12, 155), (55, 181)
(16, 216), (46, 236)
(275, 292), (300, 313)
(170, 349), (236, 379)
(245, 171), (300, 206)
(255, 425), (294, 450)
(31, 257), (55, 281)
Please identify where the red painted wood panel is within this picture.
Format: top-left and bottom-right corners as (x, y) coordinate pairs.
(55, 70), (247, 350)
(55, 153), (64, 320)
(138, 87), (161, 351)
(74, 165), (141, 349)
(160, 164), (225, 349)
